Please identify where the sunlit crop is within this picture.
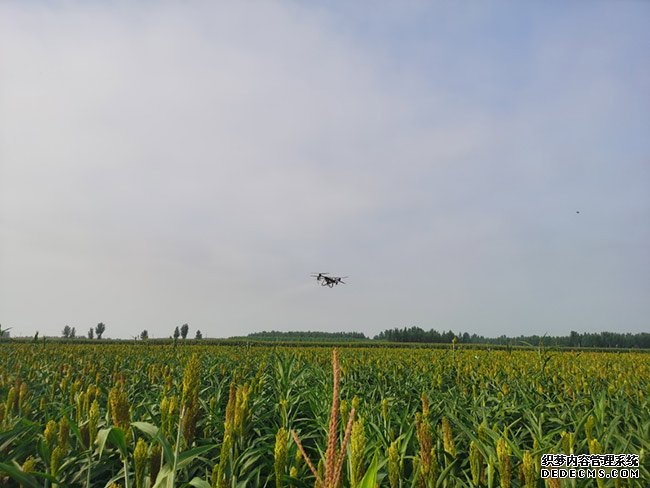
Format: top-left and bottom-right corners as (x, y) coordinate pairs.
(0, 343), (648, 487)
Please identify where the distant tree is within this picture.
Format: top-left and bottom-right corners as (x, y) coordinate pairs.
(195, 330), (202, 340)
(70, 327), (76, 339)
(181, 323), (189, 340)
(96, 322), (106, 339)
(373, 328), (650, 349)
(245, 330), (368, 342)
(140, 330), (149, 340)
(173, 326), (180, 341)
(62, 325), (71, 338)
(33, 331), (39, 343)
(88, 328), (94, 339)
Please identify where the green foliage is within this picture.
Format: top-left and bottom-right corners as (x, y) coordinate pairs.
(0, 343), (647, 486)
(376, 326), (650, 348)
(180, 324), (189, 340)
(95, 322), (106, 339)
(243, 330), (368, 342)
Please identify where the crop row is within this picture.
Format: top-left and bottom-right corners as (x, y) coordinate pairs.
(0, 343), (648, 487)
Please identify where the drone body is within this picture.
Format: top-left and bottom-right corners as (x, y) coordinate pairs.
(311, 272), (348, 288)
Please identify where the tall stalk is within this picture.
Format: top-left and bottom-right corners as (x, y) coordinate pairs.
(171, 407), (186, 486)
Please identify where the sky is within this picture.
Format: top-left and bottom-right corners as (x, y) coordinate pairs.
(1, 1), (649, 340)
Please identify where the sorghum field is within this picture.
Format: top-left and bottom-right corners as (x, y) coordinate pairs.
(0, 343), (648, 487)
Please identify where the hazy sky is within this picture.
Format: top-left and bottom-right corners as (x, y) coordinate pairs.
(1, 2), (648, 339)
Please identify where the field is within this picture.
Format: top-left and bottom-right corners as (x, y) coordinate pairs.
(0, 343), (648, 487)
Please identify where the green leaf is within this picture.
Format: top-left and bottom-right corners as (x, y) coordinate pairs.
(96, 426), (128, 459)
(37, 438), (49, 465)
(96, 427), (111, 458)
(66, 414), (85, 449)
(187, 478), (212, 488)
(131, 421), (159, 438)
(177, 444), (216, 469)
(132, 421), (174, 466)
(0, 461), (42, 488)
(356, 452), (378, 488)
(437, 457), (459, 486)
(151, 464), (173, 488)
(0, 421), (38, 452)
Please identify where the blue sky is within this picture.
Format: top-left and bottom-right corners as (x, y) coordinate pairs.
(1, 1), (648, 339)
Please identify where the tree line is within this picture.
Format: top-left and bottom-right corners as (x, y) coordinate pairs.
(374, 326), (650, 349)
(244, 330), (368, 342)
(4, 322), (647, 349)
(61, 322), (106, 339)
(58, 322), (203, 341)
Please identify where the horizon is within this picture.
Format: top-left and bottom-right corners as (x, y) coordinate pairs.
(1, 2), (649, 339)
(3, 325), (648, 342)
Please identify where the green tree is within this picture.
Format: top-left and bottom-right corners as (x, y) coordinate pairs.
(195, 330), (202, 340)
(95, 322), (106, 339)
(140, 330), (149, 340)
(173, 326), (180, 340)
(62, 325), (71, 338)
(181, 323), (189, 339)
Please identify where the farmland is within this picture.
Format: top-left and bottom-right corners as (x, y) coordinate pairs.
(0, 343), (648, 487)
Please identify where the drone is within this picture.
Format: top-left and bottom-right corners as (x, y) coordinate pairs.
(311, 272), (348, 288)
